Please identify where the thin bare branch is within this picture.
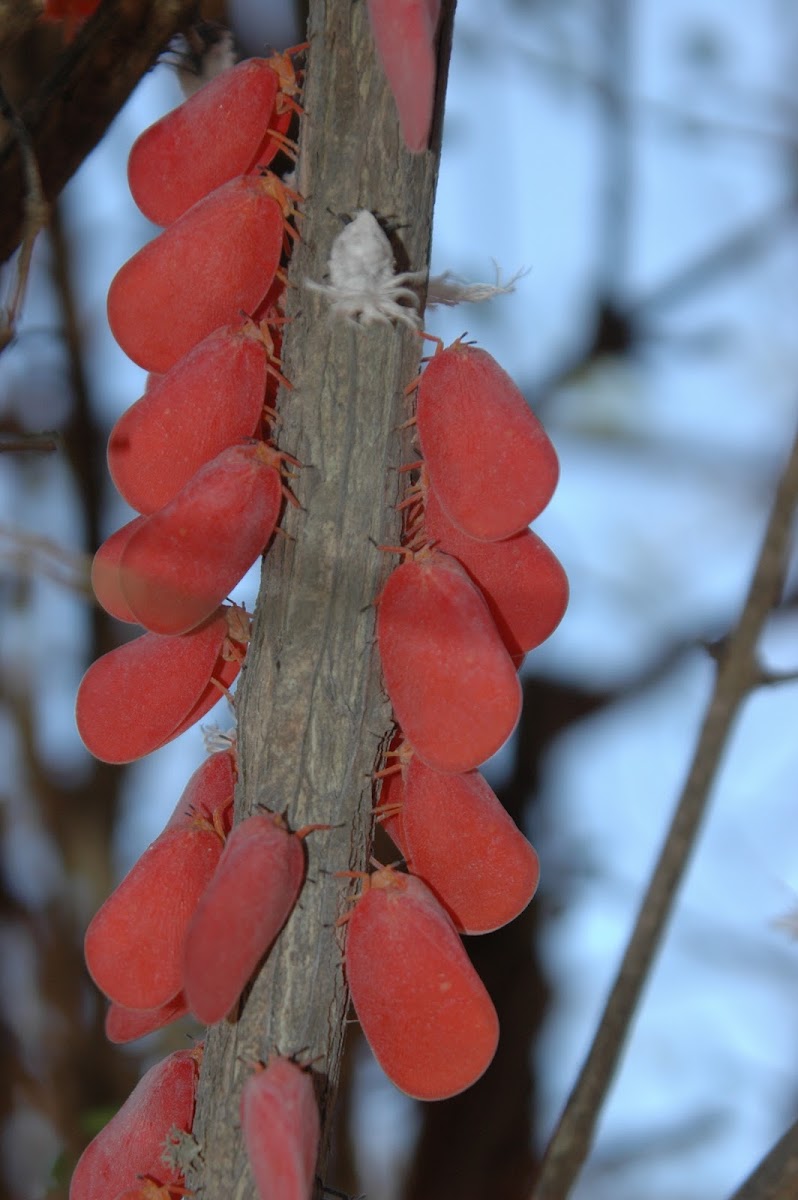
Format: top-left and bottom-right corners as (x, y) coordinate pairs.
(532, 191), (798, 410)
(0, 431), (59, 452)
(0, 521), (90, 592)
(532, 415), (798, 1200)
(726, 1116), (798, 1200)
(0, 81), (47, 347)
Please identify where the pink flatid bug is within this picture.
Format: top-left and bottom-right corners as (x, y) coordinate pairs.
(104, 993), (190, 1045)
(414, 338), (560, 541)
(118, 442), (294, 636)
(183, 812), (311, 1025)
(91, 516), (147, 623)
(376, 549), (521, 772)
(164, 748), (236, 835)
(84, 815), (226, 1011)
(107, 320), (284, 516)
(240, 1057), (320, 1200)
(69, 1046), (201, 1200)
(128, 52), (304, 226)
(343, 866), (498, 1099)
(112, 1181), (188, 1200)
(401, 752), (539, 934)
(415, 477), (569, 665)
(107, 175), (296, 373)
(75, 606), (247, 764)
(366, 0), (442, 152)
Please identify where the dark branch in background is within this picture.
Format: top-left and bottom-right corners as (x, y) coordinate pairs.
(531, 415), (798, 1200)
(0, 431), (59, 452)
(520, 6), (798, 414)
(727, 1116), (798, 1200)
(0, 82), (47, 347)
(48, 201), (106, 558)
(0, 0), (201, 266)
(0, 1), (43, 55)
(35, 196), (135, 1182)
(532, 188), (798, 413)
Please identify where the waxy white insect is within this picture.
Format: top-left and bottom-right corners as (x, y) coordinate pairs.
(305, 210), (423, 328)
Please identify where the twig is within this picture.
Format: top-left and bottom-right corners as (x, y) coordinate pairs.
(0, 521), (91, 593)
(48, 200), (106, 563)
(532, 191), (798, 411)
(516, 38), (798, 151)
(0, 80), (48, 350)
(0, 431), (59, 453)
(531, 415), (798, 1200)
(726, 1115), (798, 1200)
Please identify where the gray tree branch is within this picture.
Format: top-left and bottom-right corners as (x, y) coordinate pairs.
(727, 1116), (798, 1200)
(532, 414), (798, 1200)
(186, 3), (455, 1197)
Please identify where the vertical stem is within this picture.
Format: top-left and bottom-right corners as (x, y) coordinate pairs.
(188, 3), (455, 1196)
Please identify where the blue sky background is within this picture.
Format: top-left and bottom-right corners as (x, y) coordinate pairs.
(2, 1), (798, 1196)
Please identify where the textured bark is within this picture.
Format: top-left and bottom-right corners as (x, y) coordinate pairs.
(188, 3), (454, 1197)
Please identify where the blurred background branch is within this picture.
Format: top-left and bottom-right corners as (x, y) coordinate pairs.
(0, 0), (201, 265)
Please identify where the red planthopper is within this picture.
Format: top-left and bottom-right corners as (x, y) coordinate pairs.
(128, 52), (304, 226)
(366, 0), (442, 152)
(343, 866), (499, 1100)
(118, 442), (295, 636)
(163, 748), (237, 834)
(75, 606), (247, 764)
(104, 993), (190, 1045)
(91, 515), (147, 623)
(86, 750), (236, 1012)
(69, 1046), (201, 1200)
(107, 319), (285, 516)
(183, 812), (312, 1025)
(376, 548), (522, 772)
(107, 175), (297, 373)
(112, 1182), (188, 1200)
(84, 811), (226, 1011)
(411, 475), (569, 666)
(384, 747), (540, 934)
(240, 1057), (320, 1200)
(414, 337), (560, 540)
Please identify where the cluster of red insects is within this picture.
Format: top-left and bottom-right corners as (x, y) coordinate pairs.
(68, 8), (567, 1200)
(71, 50), (321, 1200)
(353, 339), (567, 1101)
